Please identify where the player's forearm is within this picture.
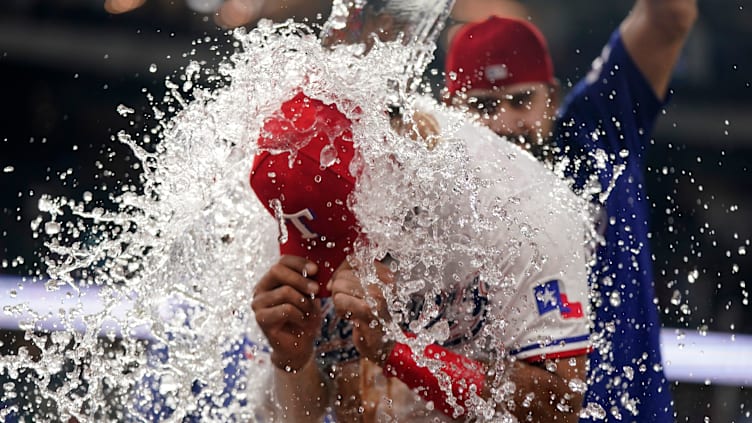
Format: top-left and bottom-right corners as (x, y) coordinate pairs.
(271, 357), (330, 422)
(621, 0), (698, 99)
(503, 356), (587, 423)
(634, 0), (698, 40)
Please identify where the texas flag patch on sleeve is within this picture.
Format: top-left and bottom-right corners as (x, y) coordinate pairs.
(534, 280), (584, 319)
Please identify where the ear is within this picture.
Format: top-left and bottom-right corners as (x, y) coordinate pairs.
(547, 79), (561, 111)
(439, 22), (465, 52)
(375, 13), (397, 39)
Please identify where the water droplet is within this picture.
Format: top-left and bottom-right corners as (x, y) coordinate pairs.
(688, 269), (699, 283)
(521, 392), (535, 408)
(269, 198), (288, 244)
(319, 144), (338, 168)
(609, 291), (621, 307)
(568, 378), (587, 393)
(38, 197), (53, 212)
(581, 402), (606, 419)
(149, 63), (158, 73)
(556, 402), (571, 413)
(3, 166), (14, 173)
(117, 104), (135, 117)
(622, 366), (634, 381)
(44, 221), (61, 235)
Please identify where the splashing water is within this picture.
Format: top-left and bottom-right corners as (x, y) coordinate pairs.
(2, 7), (605, 423)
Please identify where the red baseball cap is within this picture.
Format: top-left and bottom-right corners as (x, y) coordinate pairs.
(445, 16), (554, 96)
(250, 92), (359, 297)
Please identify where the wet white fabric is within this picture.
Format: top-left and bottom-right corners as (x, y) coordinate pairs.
(342, 98), (592, 421)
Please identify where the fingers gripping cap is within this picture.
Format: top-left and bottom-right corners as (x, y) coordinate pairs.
(250, 92), (359, 297)
(445, 16), (554, 96)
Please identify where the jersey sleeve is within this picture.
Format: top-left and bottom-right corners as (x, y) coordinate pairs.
(461, 121), (593, 363)
(492, 182), (592, 362)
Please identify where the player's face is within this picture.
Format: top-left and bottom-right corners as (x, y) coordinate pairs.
(455, 82), (558, 153)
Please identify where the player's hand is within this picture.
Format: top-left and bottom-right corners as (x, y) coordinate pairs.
(252, 255), (322, 371)
(328, 260), (395, 365)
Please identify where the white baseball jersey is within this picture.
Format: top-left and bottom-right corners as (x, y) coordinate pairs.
(312, 99), (592, 422)
(449, 103), (591, 362)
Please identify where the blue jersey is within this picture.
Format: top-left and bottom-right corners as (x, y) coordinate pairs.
(555, 30), (673, 422)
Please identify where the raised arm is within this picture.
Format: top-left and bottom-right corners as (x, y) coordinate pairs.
(620, 0), (698, 100)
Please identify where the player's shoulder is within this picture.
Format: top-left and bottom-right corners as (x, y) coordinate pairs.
(415, 96), (552, 185)
(413, 96), (587, 221)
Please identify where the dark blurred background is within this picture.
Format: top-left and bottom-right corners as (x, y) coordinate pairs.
(1, 0), (750, 421)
